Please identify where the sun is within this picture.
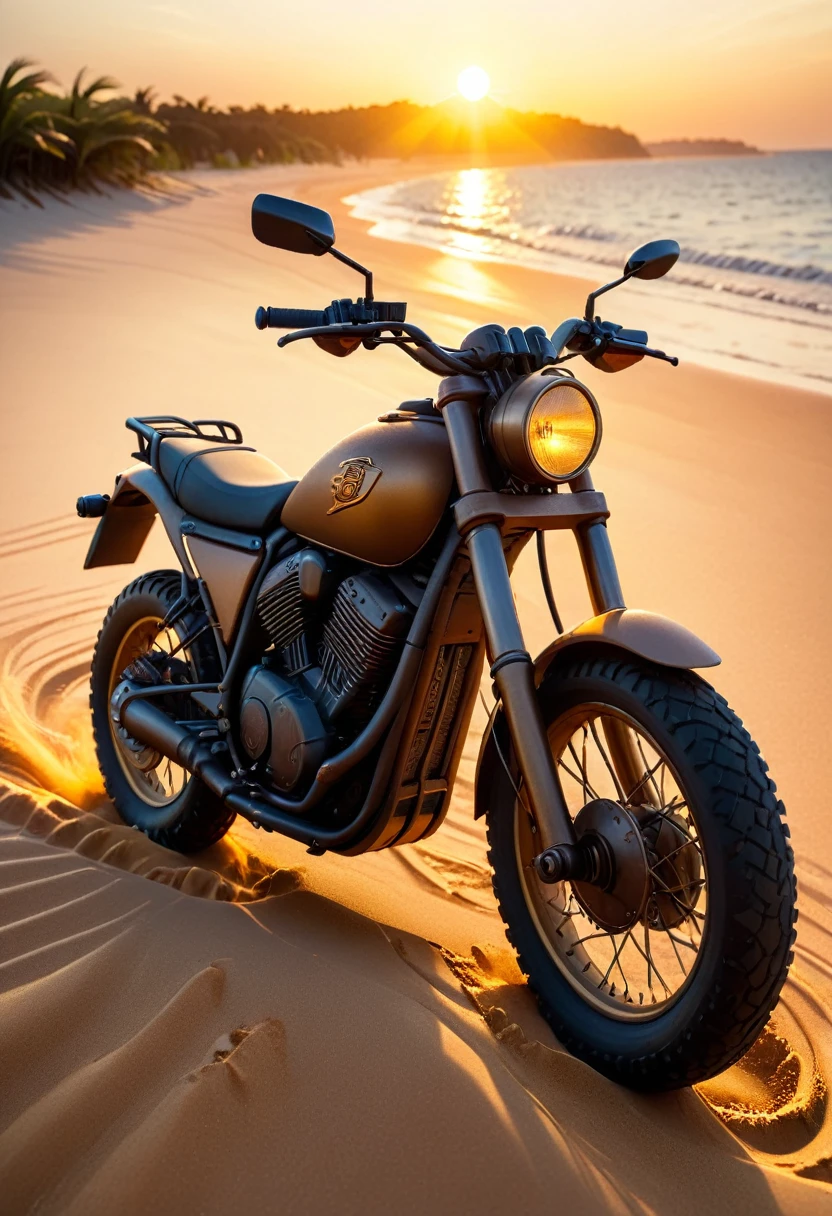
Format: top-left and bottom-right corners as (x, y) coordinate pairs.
(457, 65), (490, 102)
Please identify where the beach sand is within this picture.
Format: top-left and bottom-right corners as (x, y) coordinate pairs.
(0, 161), (830, 1212)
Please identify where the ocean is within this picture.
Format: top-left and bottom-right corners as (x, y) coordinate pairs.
(346, 151), (832, 392)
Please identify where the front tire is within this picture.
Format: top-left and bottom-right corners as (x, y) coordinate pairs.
(486, 651), (797, 1091)
(90, 571), (235, 853)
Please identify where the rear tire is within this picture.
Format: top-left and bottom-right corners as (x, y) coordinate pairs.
(90, 571), (235, 853)
(486, 652), (797, 1091)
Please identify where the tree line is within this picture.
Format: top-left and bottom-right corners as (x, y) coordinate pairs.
(1, 58), (647, 198)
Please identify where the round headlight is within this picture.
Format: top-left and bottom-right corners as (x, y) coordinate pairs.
(487, 371), (601, 485)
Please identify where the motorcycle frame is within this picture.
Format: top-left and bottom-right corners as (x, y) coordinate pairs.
(94, 384), (718, 856)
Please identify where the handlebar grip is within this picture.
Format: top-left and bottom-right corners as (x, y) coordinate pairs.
(255, 306), (326, 330)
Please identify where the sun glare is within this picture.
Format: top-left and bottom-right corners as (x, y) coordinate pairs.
(457, 65), (490, 102)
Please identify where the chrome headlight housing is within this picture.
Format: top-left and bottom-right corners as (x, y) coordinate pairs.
(486, 370), (602, 485)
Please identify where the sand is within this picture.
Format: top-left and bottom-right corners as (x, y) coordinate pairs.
(0, 161), (830, 1213)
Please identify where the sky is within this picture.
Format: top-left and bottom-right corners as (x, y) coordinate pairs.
(3, 0), (831, 148)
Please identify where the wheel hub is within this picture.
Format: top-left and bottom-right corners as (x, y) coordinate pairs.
(109, 680), (162, 772)
(569, 798), (651, 933)
(634, 807), (702, 929)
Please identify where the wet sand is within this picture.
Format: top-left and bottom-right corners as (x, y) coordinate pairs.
(0, 161), (830, 1212)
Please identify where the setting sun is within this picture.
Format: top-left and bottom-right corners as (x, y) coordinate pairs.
(457, 65), (490, 102)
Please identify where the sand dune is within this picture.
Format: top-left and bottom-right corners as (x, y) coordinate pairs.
(1, 163), (831, 1212)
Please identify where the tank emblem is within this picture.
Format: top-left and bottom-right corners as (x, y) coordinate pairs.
(328, 457), (382, 514)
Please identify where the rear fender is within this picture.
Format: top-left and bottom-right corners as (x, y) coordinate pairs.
(474, 609), (719, 819)
(84, 464), (194, 575)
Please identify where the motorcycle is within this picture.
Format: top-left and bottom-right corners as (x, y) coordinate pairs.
(78, 192), (796, 1091)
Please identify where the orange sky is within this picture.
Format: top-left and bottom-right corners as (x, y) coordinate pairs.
(3, 0), (831, 148)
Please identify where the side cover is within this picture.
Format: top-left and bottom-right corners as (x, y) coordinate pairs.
(281, 418), (454, 567)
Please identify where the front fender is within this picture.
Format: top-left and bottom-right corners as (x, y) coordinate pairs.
(533, 608), (719, 685)
(84, 464), (193, 575)
(474, 608), (718, 819)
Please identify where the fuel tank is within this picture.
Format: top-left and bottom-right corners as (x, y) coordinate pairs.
(281, 417), (454, 566)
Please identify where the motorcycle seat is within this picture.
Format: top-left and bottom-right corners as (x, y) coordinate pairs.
(157, 437), (297, 533)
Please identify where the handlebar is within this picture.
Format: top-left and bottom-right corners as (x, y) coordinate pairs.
(255, 306), (326, 330)
(254, 301), (678, 376)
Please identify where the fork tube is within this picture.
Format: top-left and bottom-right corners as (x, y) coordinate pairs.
(577, 522), (625, 614)
(569, 470), (625, 614)
(570, 473), (642, 798)
(441, 392), (576, 849)
(467, 525), (576, 847)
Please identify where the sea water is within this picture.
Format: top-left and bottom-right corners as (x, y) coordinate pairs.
(346, 152), (832, 392)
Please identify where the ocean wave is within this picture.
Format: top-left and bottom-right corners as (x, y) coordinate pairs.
(391, 206), (832, 295)
(363, 207), (832, 315)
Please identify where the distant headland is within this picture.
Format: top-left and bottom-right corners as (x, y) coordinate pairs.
(646, 138), (762, 157)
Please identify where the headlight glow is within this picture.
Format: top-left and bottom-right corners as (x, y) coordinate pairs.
(528, 382), (598, 480)
(486, 371), (602, 486)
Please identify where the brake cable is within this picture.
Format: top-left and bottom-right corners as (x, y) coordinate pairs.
(537, 532), (564, 635)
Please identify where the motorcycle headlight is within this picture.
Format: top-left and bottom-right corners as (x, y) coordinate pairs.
(487, 371), (602, 485)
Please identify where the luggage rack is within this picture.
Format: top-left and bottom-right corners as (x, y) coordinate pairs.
(126, 415), (245, 467)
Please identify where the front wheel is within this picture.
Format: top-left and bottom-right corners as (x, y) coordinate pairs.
(486, 652), (796, 1091)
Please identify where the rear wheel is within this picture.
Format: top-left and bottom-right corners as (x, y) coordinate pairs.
(486, 652), (796, 1091)
(90, 571), (235, 852)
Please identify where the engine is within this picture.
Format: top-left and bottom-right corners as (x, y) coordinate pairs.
(238, 547), (413, 792)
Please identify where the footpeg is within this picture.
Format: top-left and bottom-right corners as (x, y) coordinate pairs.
(76, 493), (110, 518)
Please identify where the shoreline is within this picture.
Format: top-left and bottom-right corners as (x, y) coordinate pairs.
(339, 157), (832, 396)
(5, 152), (829, 399)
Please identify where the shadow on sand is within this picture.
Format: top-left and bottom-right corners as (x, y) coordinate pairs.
(0, 176), (214, 269)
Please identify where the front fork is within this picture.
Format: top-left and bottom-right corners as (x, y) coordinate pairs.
(440, 390), (630, 856)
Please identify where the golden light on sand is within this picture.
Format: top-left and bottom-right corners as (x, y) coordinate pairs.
(457, 65), (490, 102)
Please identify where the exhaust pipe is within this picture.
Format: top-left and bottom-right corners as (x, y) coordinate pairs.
(121, 700), (238, 800)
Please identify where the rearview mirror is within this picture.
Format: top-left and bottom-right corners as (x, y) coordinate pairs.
(624, 239), (680, 281)
(251, 194), (335, 256)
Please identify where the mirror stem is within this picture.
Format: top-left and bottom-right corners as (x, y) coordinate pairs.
(322, 242), (374, 304)
(584, 268), (635, 321)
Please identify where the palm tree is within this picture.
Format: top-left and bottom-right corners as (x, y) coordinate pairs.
(133, 87), (158, 115)
(56, 69), (166, 186)
(0, 58), (72, 193)
(66, 68), (120, 119)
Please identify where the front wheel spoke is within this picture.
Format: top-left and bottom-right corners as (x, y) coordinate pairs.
(656, 907), (688, 976)
(656, 875), (706, 897)
(635, 736), (664, 804)
(581, 725), (589, 803)
(565, 929), (610, 956)
(565, 739), (601, 801)
(600, 927), (632, 986)
(630, 925), (671, 996)
(651, 836), (703, 869)
(666, 928), (699, 954)
(665, 888), (706, 931)
(624, 753), (664, 804)
(651, 866), (706, 916)
(589, 718), (627, 802)
(609, 930), (634, 998)
(559, 757), (599, 800)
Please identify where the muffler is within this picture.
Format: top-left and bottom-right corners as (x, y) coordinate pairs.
(120, 699), (238, 800)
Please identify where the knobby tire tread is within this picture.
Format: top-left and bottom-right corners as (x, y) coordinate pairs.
(486, 653), (797, 1091)
(90, 571), (235, 853)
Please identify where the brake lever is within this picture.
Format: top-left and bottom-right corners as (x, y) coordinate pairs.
(611, 337), (679, 366)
